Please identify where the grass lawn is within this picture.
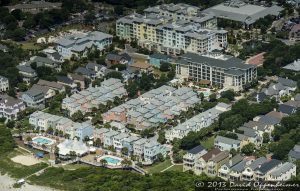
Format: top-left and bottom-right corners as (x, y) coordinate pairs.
(0, 149), (48, 179)
(62, 163), (90, 170)
(200, 136), (215, 150)
(144, 159), (172, 174)
(20, 42), (43, 50)
(165, 165), (183, 172)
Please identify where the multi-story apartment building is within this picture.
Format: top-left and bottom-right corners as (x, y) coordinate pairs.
(175, 52), (257, 91)
(0, 94), (26, 120)
(0, 75), (9, 92)
(116, 3), (227, 55)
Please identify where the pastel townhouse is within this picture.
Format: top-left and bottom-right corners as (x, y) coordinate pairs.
(74, 122), (94, 141)
(56, 117), (73, 134)
(194, 148), (222, 175)
(103, 85), (200, 130)
(183, 145), (207, 171)
(122, 135), (141, 156)
(63, 78), (127, 116)
(93, 128), (109, 144)
(103, 130), (119, 148)
(29, 111), (54, 131)
(165, 103), (231, 141)
(143, 140), (167, 163)
(133, 138), (148, 161)
(113, 133), (129, 152)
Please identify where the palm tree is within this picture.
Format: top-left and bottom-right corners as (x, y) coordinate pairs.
(121, 158), (132, 168)
(41, 144), (47, 150)
(100, 159), (108, 167)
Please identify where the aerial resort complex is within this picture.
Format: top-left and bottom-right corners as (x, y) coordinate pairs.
(1, 0), (300, 190)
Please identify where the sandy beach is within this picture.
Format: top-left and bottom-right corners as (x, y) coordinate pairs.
(0, 173), (58, 191)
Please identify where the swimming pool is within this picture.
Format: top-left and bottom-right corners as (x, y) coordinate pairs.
(99, 155), (123, 166)
(32, 137), (54, 145)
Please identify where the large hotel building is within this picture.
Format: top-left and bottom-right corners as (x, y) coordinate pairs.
(175, 52), (257, 91)
(116, 3), (227, 55)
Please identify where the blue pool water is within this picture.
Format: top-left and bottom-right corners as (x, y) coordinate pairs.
(33, 137), (52, 145)
(103, 157), (121, 165)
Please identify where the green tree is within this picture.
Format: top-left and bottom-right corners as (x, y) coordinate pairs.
(159, 62), (171, 72)
(121, 147), (129, 156)
(71, 111), (85, 122)
(241, 143), (255, 156)
(262, 132), (270, 143)
(220, 90), (235, 101)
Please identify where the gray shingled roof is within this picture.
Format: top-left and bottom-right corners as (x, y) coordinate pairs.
(270, 162), (294, 177)
(188, 145), (206, 154)
(178, 53), (254, 76)
(256, 159), (281, 175)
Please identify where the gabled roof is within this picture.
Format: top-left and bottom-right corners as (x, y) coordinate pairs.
(57, 76), (74, 85)
(37, 79), (64, 90)
(215, 135), (241, 145)
(278, 104), (296, 115)
(256, 159), (281, 175)
(270, 162), (295, 177)
(201, 148), (222, 162)
(277, 77), (297, 88)
(188, 145), (206, 154)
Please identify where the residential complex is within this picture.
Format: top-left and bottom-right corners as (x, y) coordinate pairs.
(0, 94), (26, 120)
(175, 52), (257, 91)
(0, 75), (9, 92)
(102, 128), (168, 163)
(29, 111), (93, 141)
(165, 103), (231, 141)
(116, 3), (227, 55)
(56, 31), (113, 59)
(184, 146), (296, 181)
(203, 0), (283, 28)
(62, 78), (127, 116)
(102, 85), (200, 130)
